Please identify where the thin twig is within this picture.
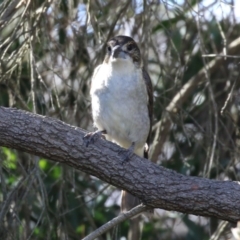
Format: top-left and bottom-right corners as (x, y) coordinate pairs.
(82, 205), (150, 240)
(209, 221), (229, 240)
(221, 79), (237, 115)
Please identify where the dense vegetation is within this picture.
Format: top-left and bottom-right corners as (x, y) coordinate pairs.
(0, 0), (240, 239)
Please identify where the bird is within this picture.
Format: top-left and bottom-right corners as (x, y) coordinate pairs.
(86, 35), (153, 238)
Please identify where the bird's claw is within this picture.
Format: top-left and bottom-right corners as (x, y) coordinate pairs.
(83, 130), (106, 147)
(120, 143), (135, 164)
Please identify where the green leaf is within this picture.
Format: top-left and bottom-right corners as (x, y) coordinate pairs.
(76, 224), (85, 234)
(51, 165), (62, 179)
(39, 158), (48, 170)
(2, 147), (17, 169)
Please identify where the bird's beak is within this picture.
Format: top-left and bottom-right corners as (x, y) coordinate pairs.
(112, 46), (126, 59)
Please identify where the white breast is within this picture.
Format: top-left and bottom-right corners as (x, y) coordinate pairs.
(91, 60), (150, 157)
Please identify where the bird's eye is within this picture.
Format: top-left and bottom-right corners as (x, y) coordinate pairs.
(107, 46), (111, 52)
(127, 44), (133, 51)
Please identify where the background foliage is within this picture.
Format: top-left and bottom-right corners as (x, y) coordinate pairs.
(0, 0), (240, 239)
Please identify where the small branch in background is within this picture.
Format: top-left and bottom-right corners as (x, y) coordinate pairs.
(29, 35), (36, 114)
(82, 205), (149, 240)
(221, 79), (237, 116)
(0, 0), (24, 27)
(195, 7), (218, 178)
(209, 221), (229, 240)
(0, 168), (37, 226)
(105, 0), (132, 42)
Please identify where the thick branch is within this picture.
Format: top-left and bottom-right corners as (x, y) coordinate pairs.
(0, 107), (240, 222)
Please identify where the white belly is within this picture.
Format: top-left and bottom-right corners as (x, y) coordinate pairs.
(91, 62), (150, 156)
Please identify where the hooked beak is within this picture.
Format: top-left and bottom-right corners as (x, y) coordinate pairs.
(111, 46), (126, 60)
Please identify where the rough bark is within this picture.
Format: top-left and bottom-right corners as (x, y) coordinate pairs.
(0, 107), (240, 222)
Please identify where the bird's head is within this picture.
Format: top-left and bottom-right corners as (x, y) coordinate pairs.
(104, 35), (142, 68)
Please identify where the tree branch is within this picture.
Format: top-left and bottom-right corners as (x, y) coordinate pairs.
(0, 107), (240, 222)
(82, 205), (149, 240)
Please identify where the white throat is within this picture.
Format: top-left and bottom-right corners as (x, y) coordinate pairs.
(90, 58), (150, 157)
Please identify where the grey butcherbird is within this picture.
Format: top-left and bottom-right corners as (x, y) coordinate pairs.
(85, 35), (153, 239)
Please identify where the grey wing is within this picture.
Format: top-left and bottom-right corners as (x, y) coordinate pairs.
(142, 68), (153, 159)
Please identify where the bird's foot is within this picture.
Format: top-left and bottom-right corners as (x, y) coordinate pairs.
(120, 142), (135, 163)
(83, 130), (106, 147)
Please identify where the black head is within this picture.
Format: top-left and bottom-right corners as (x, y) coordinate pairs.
(104, 35), (141, 67)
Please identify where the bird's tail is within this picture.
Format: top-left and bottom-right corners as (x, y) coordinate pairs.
(121, 190), (141, 212)
(120, 146), (151, 240)
(121, 191), (142, 240)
